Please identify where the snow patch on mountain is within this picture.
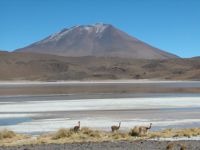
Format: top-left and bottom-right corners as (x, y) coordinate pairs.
(95, 24), (108, 33)
(35, 24), (109, 45)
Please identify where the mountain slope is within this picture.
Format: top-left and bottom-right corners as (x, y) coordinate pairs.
(15, 23), (178, 59)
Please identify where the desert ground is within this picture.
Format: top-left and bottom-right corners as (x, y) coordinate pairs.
(1, 140), (200, 150)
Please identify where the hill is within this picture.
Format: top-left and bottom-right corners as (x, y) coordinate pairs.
(0, 52), (199, 81)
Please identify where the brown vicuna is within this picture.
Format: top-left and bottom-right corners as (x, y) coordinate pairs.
(111, 122), (121, 132)
(138, 123), (152, 136)
(73, 121), (80, 132)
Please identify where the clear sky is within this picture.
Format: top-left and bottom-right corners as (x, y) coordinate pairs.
(0, 0), (199, 58)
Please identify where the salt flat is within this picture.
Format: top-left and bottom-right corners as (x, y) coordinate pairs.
(0, 79), (200, 85)
(0, 97), (200, 112)
(0, 94), (200, 134)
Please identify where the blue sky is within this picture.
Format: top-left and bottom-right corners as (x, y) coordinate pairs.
(0, 0), (199, 58)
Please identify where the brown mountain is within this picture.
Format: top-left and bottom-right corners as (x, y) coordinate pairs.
(15, 23), (178, 59)
(0, 52), (199, 81)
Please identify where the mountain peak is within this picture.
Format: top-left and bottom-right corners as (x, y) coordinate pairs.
(16, 23), (178, 59)
(36, 23), (112, 44)
(78, 23), (110, 33)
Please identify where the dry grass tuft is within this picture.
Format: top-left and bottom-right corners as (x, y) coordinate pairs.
(0, 129), (16, 139)
(149, 128), (200, 138)
(109, 132), (130, 140)
(45, 127), (135, 144)
(180, 144), (186, 150)
(81, 127), (102, 138)
(1, 127), (200, 147)
(51, 127), (103, 141)
(166, 142), (174, 150)
(52, 128), (74, 140)
(0, 129), (31, 147)
(129, 127), (140, 136)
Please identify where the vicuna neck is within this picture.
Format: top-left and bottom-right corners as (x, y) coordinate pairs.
(148, 124), (152, 129)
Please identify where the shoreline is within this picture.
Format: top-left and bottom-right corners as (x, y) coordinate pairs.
(0, 80), (199, 96)
(2, 127), (200, 147)
(0, 79), (200, 84)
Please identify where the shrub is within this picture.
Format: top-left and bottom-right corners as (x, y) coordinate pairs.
(52, 128), (73, 140)
(180, 144), (186, 150)
(81, 127), (93, 135)
(129, 127), (140, 136)
(110, 132), (129, 140)
(166, 142), (174, 150)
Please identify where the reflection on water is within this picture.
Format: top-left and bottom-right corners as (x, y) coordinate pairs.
(0, 117), (32, 126)
(1, 93), (200, 102)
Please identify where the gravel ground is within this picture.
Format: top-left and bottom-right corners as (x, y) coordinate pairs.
(1, 140), (200, 150)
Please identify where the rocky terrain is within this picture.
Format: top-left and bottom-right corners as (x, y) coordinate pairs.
(0, 51), (199, 81)
(1, 140), (199, 150)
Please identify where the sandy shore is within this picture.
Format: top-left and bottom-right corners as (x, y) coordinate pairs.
(0, 140), (199, 150)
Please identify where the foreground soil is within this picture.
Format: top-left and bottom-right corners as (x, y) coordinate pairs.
(0, 140), (199, 150)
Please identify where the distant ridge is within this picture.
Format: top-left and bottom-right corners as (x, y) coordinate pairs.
(0, 50), (8, 53)
(191, 56), (200, 59)
(0, 52), (199, 81)
(15, 23), (178, 59)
